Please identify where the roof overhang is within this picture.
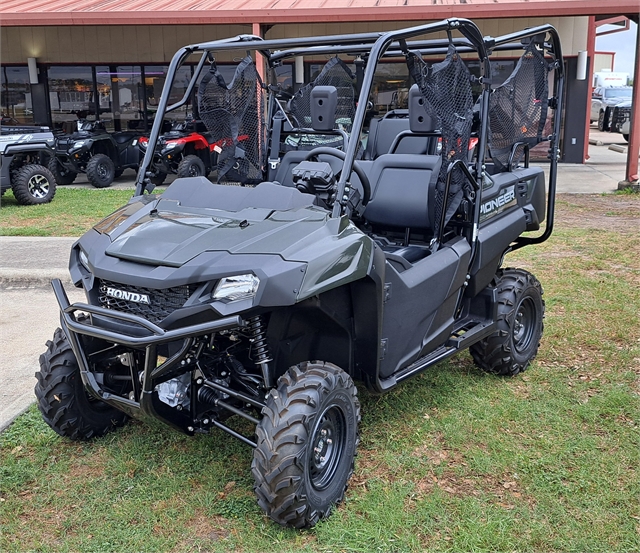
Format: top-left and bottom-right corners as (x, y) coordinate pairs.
(1, 0), (640, 27)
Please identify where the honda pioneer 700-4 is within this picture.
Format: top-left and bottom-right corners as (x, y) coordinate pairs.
(36, 19), (564, 528)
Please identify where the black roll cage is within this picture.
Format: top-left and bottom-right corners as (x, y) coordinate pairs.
(135, 17), (564, 248)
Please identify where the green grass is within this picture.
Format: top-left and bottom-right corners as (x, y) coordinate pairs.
(1, 195), (639, 552)
(0, 188), (149, 236)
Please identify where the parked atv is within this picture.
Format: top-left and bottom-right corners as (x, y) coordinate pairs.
(52, 120), (142, 188)
(37, 19), (564, 528)
(0, 124), (57, 205)
(138, 118), (248, 185)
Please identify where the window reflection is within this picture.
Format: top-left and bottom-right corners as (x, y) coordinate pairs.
(47, 66), (95, 133)
(144, 65), (192, 125)
(1, 66), (33, 124)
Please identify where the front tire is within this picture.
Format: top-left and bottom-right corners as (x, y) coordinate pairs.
(470, 268), (545, 377)
(86, 153), (115, 188)
(176, 155), (206, 178)
(12, 164), (57, 205)
(47, 157), (77, 185)
(35, 327), (128, 440)
(252, 361), (360, 528)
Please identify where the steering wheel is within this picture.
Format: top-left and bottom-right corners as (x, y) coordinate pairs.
(303, 147), (371, 206)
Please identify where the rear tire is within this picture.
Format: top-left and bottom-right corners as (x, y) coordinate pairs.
(86, 153), (115, 188)
(12, 164), (57, 205)
(176, 155), (206, 178)
(47, 158), (77, 185)
(35, 327), (128, 440)
(252, 361), (360, 528)
(470, 268), (544, 377)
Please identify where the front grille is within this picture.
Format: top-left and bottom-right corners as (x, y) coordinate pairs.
(98, 280), (195, 324)
(612, 107), (630, 133)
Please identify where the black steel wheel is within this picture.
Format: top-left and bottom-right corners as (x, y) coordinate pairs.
(252, 361), (360, 528)
(35, 327), (128, 440)
(176, 155), (206, 178)
(47, 157), (77, 185)
(11, 164), (57, 205)
(470, 268), (545, 377)
(86, 153), (115, 188)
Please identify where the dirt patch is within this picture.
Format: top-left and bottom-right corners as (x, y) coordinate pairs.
(555, 194), (640, 232)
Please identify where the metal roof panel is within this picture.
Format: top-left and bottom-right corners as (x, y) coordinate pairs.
(1, 0), (638, 25)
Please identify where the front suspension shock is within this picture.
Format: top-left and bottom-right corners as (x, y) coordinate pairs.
(248, 315), (273, 389)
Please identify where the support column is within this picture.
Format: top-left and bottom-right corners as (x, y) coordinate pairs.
(619, 24), (639, 188)
(252, 23), (266, 83)
(583, 16), (597, 162)
(294, 56), (304, 92)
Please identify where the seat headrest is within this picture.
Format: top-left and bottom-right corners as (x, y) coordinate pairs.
(310, 86), (338, 131)
(409, 84), (438, 133)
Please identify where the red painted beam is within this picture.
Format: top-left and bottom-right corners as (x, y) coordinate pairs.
(584, 16), (597, 163)
(624, 26), (640, 184)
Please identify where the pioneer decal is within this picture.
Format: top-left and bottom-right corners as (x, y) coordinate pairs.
(480, 185), (517, 222)
(105, 287), (151, 304)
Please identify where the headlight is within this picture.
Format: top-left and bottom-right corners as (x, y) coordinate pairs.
(163, 142), (178, 150)
(79, 249), (90, 271)
(212, 274), (260, 302)
(70, 140), (87, 151)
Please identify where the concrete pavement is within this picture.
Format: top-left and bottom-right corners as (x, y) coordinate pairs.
(0, 127), (637, 431)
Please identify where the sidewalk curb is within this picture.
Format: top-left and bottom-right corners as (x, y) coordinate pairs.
(0, 402), (34, 434)
(0, 269), (73, 288)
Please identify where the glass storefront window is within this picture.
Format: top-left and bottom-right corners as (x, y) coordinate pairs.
(144, 65), (192, 126)
(95, 66), (144, 131)
(1, 66), (34, 125)
(95, 66), (114, 131)
(274, 64), (293, 96)
(371, 62), (410, 115)
(47, 66), (95, 132)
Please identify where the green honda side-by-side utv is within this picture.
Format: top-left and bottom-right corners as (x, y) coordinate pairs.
(36, 18), (564, 528)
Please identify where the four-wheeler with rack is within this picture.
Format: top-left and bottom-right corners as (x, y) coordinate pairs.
(36, 19), (564, 528)
(1, 124), (57, 205)
(137, 118), (243, 185)
(51, 120), (143, 188)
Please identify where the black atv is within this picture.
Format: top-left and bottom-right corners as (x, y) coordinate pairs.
(37, 19), (564, 528)
(51, 120), (142, 188)
(0, 123), (57, 205)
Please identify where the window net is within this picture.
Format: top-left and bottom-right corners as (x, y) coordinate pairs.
(407, 45), (474, 230)
(287, 57), (356, 149)
(488, 42), (550, 170)
(198, 56), (266, 184)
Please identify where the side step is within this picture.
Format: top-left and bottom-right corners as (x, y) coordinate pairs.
(379, 318), (496, 390)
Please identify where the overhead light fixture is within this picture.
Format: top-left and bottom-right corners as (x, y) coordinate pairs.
(576, 51), (587, 81)
(27, 57), (38, 84)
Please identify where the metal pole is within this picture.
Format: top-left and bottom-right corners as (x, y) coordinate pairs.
(583, 16), (597, 163)
(622, 25), (640, 185)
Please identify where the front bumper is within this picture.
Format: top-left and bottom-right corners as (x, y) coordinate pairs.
(52, 278), (245, 428)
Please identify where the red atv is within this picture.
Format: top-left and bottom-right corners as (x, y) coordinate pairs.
(138, 118), (247, 185)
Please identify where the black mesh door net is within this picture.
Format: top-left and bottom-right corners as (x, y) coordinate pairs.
(198, 56), (266, 184)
